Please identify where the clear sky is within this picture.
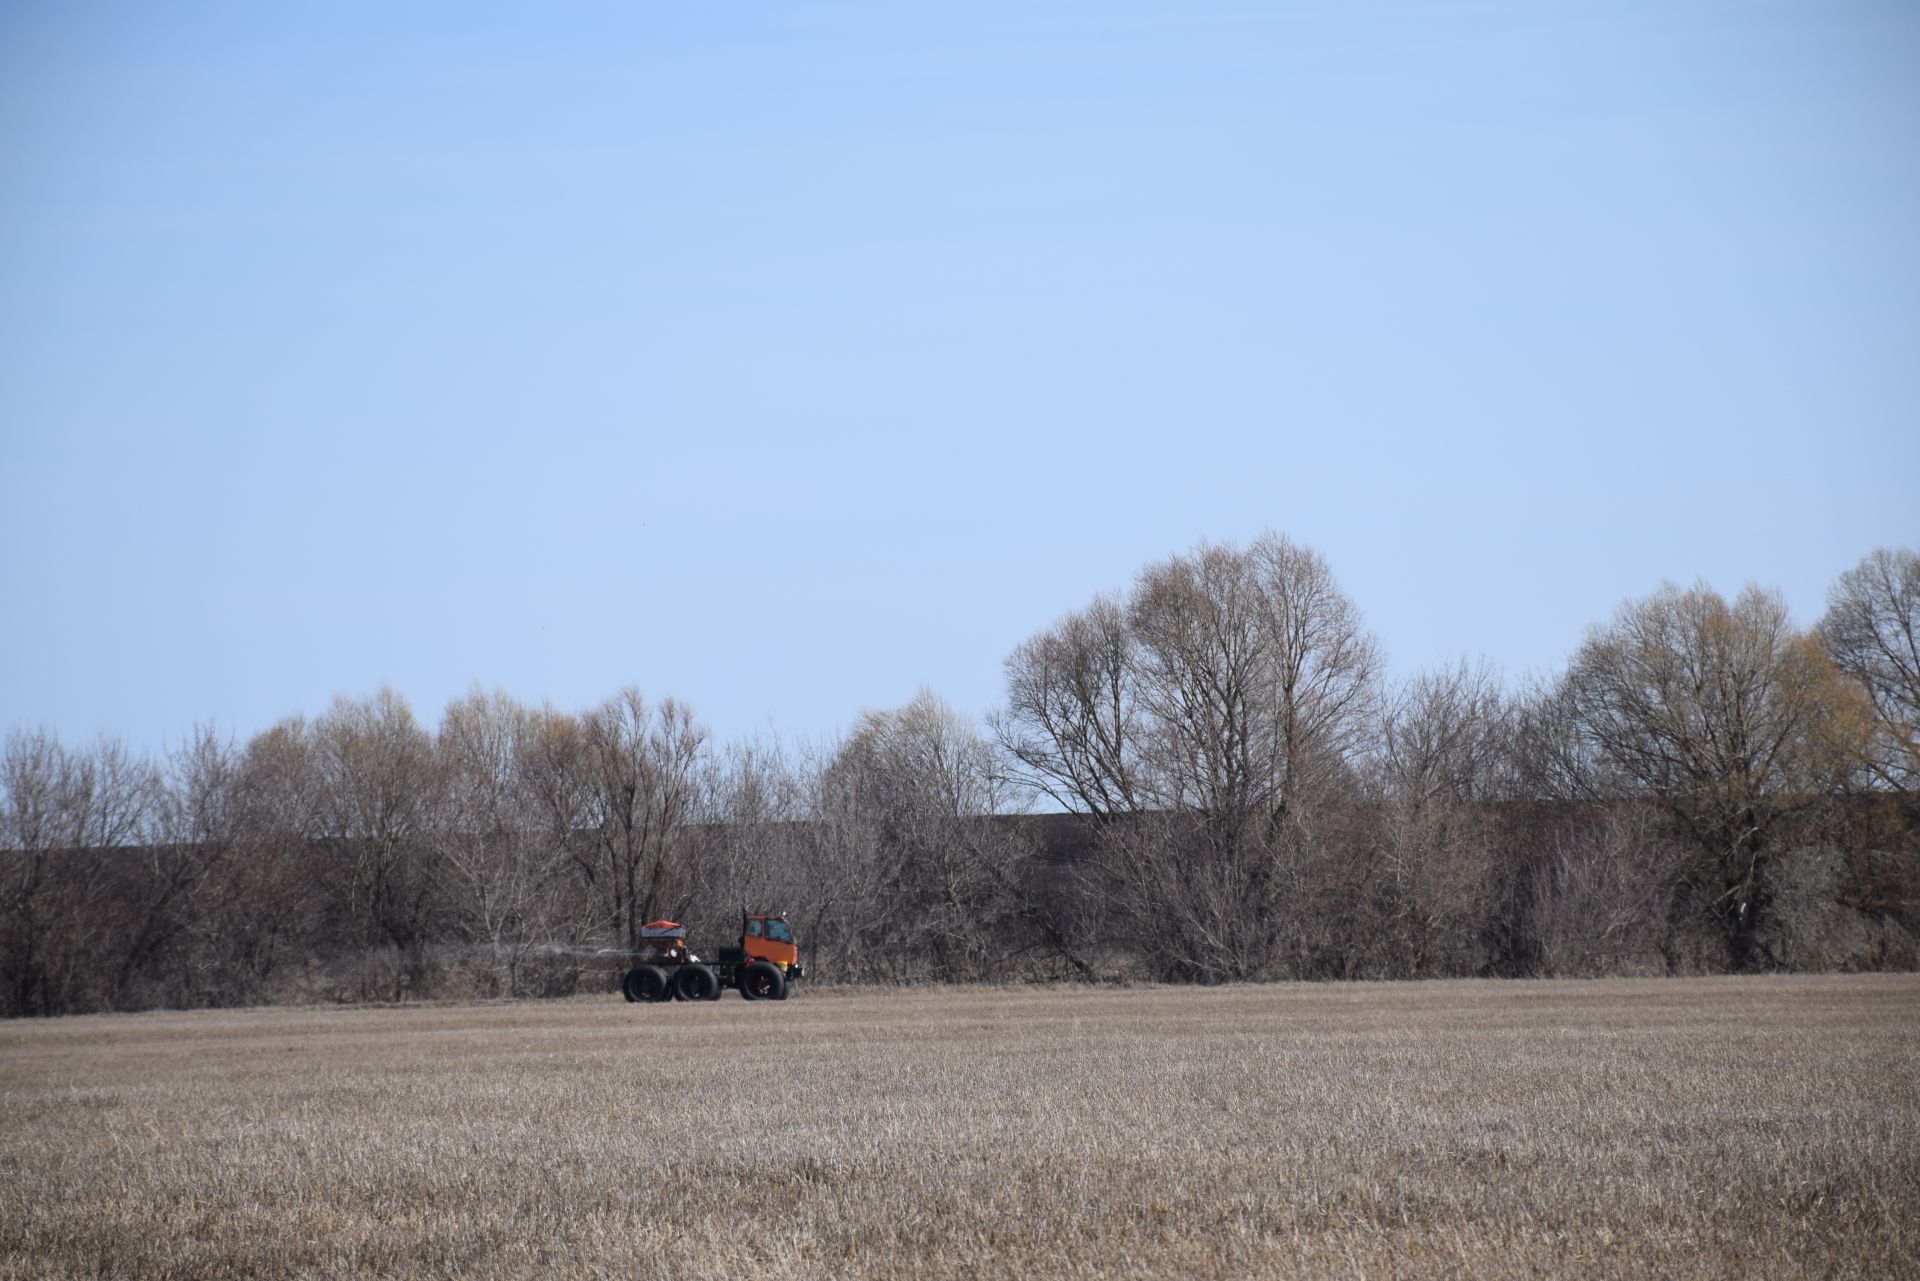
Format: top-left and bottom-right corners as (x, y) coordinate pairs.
(3, 1), (1917, 756)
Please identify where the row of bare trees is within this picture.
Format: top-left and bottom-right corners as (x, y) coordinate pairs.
(3, 540), (1915, 1015)
(0, 679), (1044, 1015)
(996, 536), (1916, 980)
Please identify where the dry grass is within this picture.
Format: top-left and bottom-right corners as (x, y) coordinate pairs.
(2, 976), (1916, 1280)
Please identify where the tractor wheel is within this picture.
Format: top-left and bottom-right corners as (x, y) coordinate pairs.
(622, 965), (671, 1004)
(739, 962), (787, 1002)
(674, 964), (719, 1002)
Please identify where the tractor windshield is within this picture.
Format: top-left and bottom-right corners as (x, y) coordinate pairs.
(764, 919), (793, 944)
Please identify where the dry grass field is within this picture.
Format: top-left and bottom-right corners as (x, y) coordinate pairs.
(2, 976), (1916, 1280)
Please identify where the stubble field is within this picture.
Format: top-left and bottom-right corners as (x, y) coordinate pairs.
(2, 975), (1916, 1280)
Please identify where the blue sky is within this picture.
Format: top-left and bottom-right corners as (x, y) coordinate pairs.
(3, 1), (1916, 755)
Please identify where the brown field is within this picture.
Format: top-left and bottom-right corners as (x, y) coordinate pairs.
(2, 977), (1916, 1280)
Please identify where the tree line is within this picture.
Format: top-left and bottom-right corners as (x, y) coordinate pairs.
(3, 539), (1915, 1016)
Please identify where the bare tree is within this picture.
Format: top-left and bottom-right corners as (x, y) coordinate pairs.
(1093, 809), (1272, 981)
(1820, 547), (1920, 792)
(0, 731), (157, 1015)
(698, 737), (810, 926)
(435, 688), (562, 995)
(575, 689), (708, 949)
(192, 718), (318, 1005)
(309, 688), (441, 993)
(1245, 533), (1383, 809)
(110, 727), (243, 1008)
(1528, 804), (1687, 976)
(995, 595), (1146, 815)
(1362, 661), (1511, 976)
(1377, 661), (1512, 808)
(822, 690), (1028, 980)
(1558, 583), (1856, 970)
(501, 705), (608, 991)
(516, 706), (589, 856)
(1115, 534), (1381, 828)
(792, 735), (899, 980)
(1127, 540), (1274, 823)
(1074, 536), (1381, 980)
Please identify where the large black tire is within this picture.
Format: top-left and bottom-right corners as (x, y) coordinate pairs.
(674, 964), (719, 1002)
(739, 962), (787, 1002)
(622, 965), (671, 1004)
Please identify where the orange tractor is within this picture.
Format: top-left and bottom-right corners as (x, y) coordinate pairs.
(620, 912), (803, 1003)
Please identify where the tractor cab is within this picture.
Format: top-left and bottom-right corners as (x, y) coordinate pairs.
(742, 913), (802, 977)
